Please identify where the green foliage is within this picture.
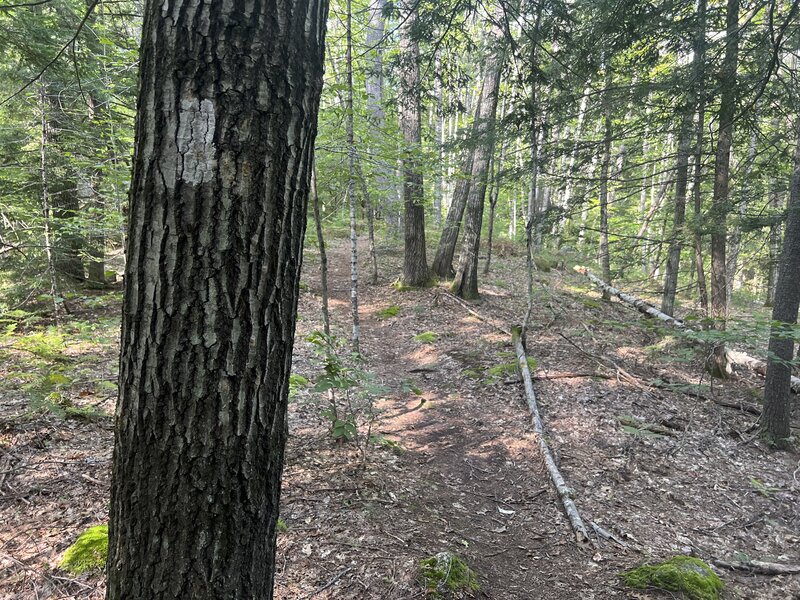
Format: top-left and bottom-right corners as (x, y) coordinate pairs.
(276, 518), (289, 534)
(376, 305), (401, 319)
(14, 329), (67, 361)
(59, 525), (108, 575)
(419, 551), (480, 598)
(307, 331), (388, 449)
(621, 556), (723, 600)
(413, 331), (438, 344)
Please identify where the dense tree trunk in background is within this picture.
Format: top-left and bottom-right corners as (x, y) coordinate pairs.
(692, 0), (709, 313)
(432, 152), (473, 278)
(311, 167), (331, 336)
(365, 0), (396, 232)
(38, 83), (63, 320)
(51, 182), (85, 281)
(106, 0), (327, 597)
(598, 65), (613, 300)
(398, 1), (429, 287)
(80, 176), (106, 286)
(761, 127), (800, 447)
(433, 56), (444, 227)
(484, 136), (505, 275)
(727, 131), (756, 301)
(765, 183), (782, 307)
(708, 0), (739, 376)
(661, 110), (694, 316)
(452, 21), (506, 299)
(346, 0), (361, 352)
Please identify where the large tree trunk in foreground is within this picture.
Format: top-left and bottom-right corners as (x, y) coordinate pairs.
(708, 0), (739, 377)
(399, 1), (429, 287)
(107, 0), (327, 597)
(761, 127), (800, 447)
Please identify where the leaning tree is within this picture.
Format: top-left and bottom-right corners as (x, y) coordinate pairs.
(106, 0), (328, 598)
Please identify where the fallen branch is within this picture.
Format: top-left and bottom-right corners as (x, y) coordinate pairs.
(575, 267), (800, 394)
(649, 378), (762, 416)
(440, 290), (512, 337)
(712, 558), (800, 576)
(512, 327), (590, 547)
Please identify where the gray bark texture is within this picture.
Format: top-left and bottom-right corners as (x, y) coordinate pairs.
(106, 0), (328, 597)
(451, 20), (505, 299)
(761, 127), (800, 446)
(399, 1), (429, 286)
(708, 0), (739, 376)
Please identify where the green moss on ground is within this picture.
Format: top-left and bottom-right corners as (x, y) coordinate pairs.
(420, 551), (480, 598)
(622, 555), (723, 600)
(414, 332), (438, 344)
(377, 305), (401, 319)
(59, 525), (108, 575)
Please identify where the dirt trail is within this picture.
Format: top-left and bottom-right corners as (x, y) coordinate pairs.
(277, 237), (800, 599)
(0, 236), (797, 599)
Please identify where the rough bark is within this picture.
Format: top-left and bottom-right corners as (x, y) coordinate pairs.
(399, 0), (429, 287)
(692, 0), (709, 313)
(432, 152), (473, 278)
(708, 0), (739, 377)
(761, 126), (800, 446)
(106, 0), (327, 597)
(451, 20), (506, 299)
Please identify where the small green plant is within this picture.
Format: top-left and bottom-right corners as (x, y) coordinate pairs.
(276, 518), (289, 534)
(419, 551), (480, 598)
(307, 331), (388, 463)
(621, 555), (723, 600)
(749, 478), (780, 498)
(59, 525), (108, 575)
(376, 305), (400, 319)
(617, 415), (668, 440)
(413, 331), (437, 344)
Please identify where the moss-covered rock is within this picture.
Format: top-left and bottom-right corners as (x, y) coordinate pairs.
(622, 555), (723, 600)
(420, 551), (480, 598)
(59, 524), (108, 575)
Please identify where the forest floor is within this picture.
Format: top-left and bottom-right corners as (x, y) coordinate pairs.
(0, 234), (798, 599)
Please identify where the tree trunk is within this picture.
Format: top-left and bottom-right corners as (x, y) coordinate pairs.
(692, 0), (709, 313)
(661, 110), (694, 316)
(765, 183), (782, 307)
(761, 126), (800, 447)
(399, 0), (429, 287)
(598, 65), (613, 299)
(311, 167), (330, 336)
(451, 21), (505, 300)
(432, 152), (473, 278)
(107, 0), (327, 597)
(346, 0), (360, 352)
(708, 0), (739, 377)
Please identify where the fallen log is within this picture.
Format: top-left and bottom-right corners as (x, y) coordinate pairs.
(574, 266), (800, 394)
(512, 327), (590, 547)
(712, 558), (800, 576)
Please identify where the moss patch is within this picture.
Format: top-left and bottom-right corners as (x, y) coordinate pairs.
(622, 555), (723, 600)
(487, 357), (537, 378)
(420, 551), (480, 598)
(376, 305), (401, 319)
(59, 525), (108, 575)
(414, 331), (438, 344)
